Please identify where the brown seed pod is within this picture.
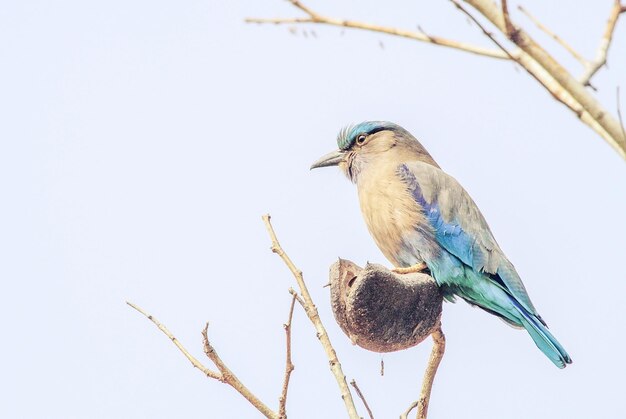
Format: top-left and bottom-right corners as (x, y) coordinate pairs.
(329, 259), (443, 352)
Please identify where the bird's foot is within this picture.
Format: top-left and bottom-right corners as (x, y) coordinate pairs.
(392, 262), (428, 274)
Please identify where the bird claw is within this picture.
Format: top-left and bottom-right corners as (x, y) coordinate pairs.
(392, 262), (428, 274)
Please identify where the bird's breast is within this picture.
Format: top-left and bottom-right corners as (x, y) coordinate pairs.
(357, 167), (432, 267)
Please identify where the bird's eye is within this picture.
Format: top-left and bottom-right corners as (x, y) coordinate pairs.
(356, 134), (367, 145)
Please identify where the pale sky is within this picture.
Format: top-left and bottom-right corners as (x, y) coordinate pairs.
(1, 1), (625, 418)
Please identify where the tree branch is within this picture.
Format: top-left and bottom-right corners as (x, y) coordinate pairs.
(500, 0), (516, 38)
(246, 1), (507, 59)
(249, 0), (626, 159)
(579, 0), (626, 86)
(400, 326), (446, 419)
(415, 326), (446, 419)
(401, 400), (419, 419)
(278, 292), (298, 419)
(517, 5), (588, 66)
(350, 379), (374, 419)
(126, 301), (221, 379)
(201, 324), (277, 418)
(461, 0), (626, 158)
(617, 87), (626, 142)
(450, 1), (579, 114)
(262, 214), (360, 419)
(127, 302), (278, 419)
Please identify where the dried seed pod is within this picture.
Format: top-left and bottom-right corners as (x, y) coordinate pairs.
(329, 259), (443, 352)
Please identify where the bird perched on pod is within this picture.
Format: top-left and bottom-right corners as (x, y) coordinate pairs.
(311, 121), (572, 368)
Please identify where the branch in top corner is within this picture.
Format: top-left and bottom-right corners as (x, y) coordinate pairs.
(460, 0), (626, 158)
(579, 0), (626, 86)
(517, 5), (588, 66)
(246, 1), (508, 59)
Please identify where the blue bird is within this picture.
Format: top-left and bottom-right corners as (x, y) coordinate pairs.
(311, 121), (572, 368)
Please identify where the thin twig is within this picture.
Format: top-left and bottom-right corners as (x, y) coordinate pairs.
(126, 301), (221, 379)
(618, 87), (626, 143)
(350, 380), (375, 419)
(278, 292), (298, 419)
(517, 5), (587, 66)
(401, 400), (419, 419)
(285, 0), (319, 19)
(450, 1), (514, 59)
(288, 287), (306, 307)
(450, 0), (575, 114)
(246, 1), (507, 59)
(262, 214), (360, 419)
(501, 0), (516, 38)
(579, 1), (626, 86)
(127, 301), (278, 419)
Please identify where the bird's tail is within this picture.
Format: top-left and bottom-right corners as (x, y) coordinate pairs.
(509, 296), (572, 369)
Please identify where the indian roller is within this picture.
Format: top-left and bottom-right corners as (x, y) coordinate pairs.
(311, 121), (572, 368)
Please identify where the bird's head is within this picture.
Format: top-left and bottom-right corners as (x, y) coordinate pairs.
(310, 121), (436, 182)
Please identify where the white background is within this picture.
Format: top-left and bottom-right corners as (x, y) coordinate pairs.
(1, 1), (625, 418)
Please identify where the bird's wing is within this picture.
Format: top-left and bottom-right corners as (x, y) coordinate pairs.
(398, 162), (538, 315)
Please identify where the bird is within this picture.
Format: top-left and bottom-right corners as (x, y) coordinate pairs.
(310, 121), (572, 368)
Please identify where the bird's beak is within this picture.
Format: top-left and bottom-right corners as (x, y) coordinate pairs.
(310, 150), (346, 170)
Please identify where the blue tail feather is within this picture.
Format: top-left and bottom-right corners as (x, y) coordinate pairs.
(509, 297), (572, 368)
(430, 255), (571, 368)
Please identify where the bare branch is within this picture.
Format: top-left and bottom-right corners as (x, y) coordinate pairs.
(201, 324), (279, 418)
(285, 0), (321, 20)
(401, 327), (446, 419)
(501, 0), (516, 38)
(249, 0), (626, 157)
(350, 380), (375, 419)
(127, 301), (278, 419)
(517, 5), (588, 66)
(401, 400), (419, 419)
(618, 87), (626, 143)
(288, 287), (305, 307)
(246, 1), (508, 60)
(278, 293), (298, 419)
(262, 214), (360, 419)
(579, 1), (626, 86)
(415, 327), (446, 419)
(450, 0), (579, 114)
(462, 0), (626, 158)
(126, 301), (221, 379)
(450, 1), (515, 60)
